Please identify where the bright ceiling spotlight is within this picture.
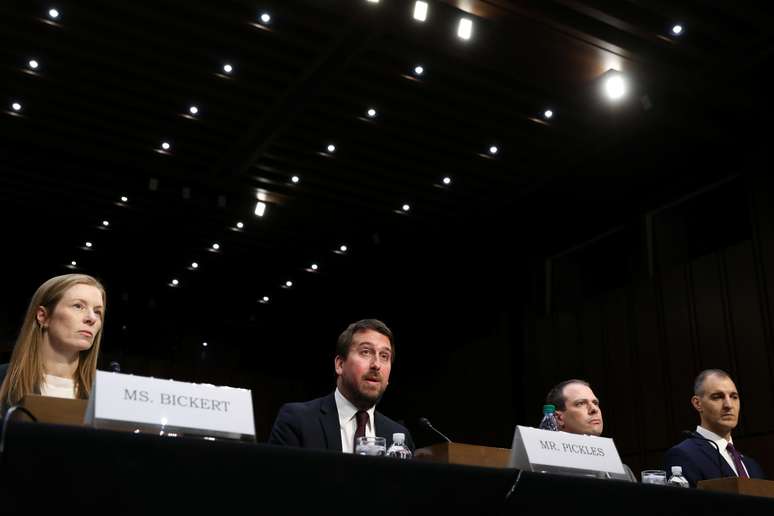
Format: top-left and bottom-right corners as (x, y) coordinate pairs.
(260, 13), (271, 24)
(102, 220), (109, 227)
(171, 279), (179, 286)
(544, 109), (553, 119)
(285, 280), (293, 287)
(11, 102), (22, 112)
(223, 63), (233, 74)
(291, 175), (300, 184)
(85, 241), (93, 248)
(367, 108), (377, 118)
(414, 65), (424, 76)
(261, 296), (270, 303)
(457, 18), (473, 40)
(413, 1), (428, 22)
(604, 74), (627, 101)
(254, 201), (267, 217)
(326, 143), (336, 153)
(71, 260), (77, 266)
(48, 8), (60, 19)
(442, 176), (451, 185)
(671, 24), (683, 36)
(28, 59), (39, 70)
(489, 145), (499, 155)
(212, 243), (220, 250)
(339, 244), (348, 253)
(236, 221), (244, 229)
(366, 0), (380, 3)
(161, 141), (171, 151)
(202, 342), (208, 347)
(188, 105), (199, 115)
(310, 263), (319, 271)
(120, 195), (128, 202)
(191, 262), (199, 269)
(402, 204), (411, 212)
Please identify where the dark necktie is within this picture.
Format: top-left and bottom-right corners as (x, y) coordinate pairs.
(353, 410), (369, 451)
(726, 442), (750, 478)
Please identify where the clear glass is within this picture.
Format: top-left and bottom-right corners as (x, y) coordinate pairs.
(355, 436), (387, 456)
(641, 470), (667, 485)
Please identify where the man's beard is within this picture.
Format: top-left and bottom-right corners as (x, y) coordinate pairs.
(342, 376), (384, 410)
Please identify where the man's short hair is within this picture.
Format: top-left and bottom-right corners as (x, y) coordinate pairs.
(693, 369), (732, 396)
(336, 319), (394, 361)
(545, 379), (590, 411)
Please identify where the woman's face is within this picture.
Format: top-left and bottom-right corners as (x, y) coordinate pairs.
(38, 283), (104, 354)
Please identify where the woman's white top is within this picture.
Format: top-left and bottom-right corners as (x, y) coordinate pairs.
(40, 374), (76, 399)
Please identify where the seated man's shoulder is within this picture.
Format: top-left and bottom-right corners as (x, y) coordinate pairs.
(277, 395), (329, 418)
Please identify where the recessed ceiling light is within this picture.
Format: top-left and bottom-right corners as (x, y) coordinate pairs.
(260, 13), (271, 24)
(671, 24), (683, 36)
(457, 18), (473, 40)
(48, 8), (60, 19)
(202, 341), (208, 347)
(120, 195), (128, 202)
(327, 144), (336, 153)
(262, 295), (270, 303)
(188, 105), (199, 115)
(71, 260), (77, 266)
(28, 59), (39, 70)
(223, 63), (233, 74)
(255, 201), (267, 217)
(291, 175), (300, 184)
(339, 244), (348, 253)
(285, 280), (293, 287)
(11, 102), (22, 112)
(367, 108), (377, 118)
(161, 141), (171, 151)
(604, 74), (626, 101)
(171, 279), (179, 286)
(402, 204), (411, 212)
(366, 0), (380, 3)
(212, 243), (220, 250)
(414, 65), (424, 76)
(442, 176), (452, 185)
(236, 221), (244, 229)
(191, 262), (199, 269)
(489, 145), (499, 155)
(85, 241), (92, 248)
(544, 109), (553, 119)
(413, 1), (428, 22)
(102, 220), (109, 227)
(311, 263), (319, 271)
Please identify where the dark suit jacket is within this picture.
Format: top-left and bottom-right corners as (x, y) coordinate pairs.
(268, 392), (415, 452)
(664, 436), (766, 487)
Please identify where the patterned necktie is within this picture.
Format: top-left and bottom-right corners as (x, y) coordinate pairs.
(353, 410), (369, 451)
(726, 442), (750, 478)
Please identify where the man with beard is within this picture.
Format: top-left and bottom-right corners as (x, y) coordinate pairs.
(664, 369), (765, 487)
(269, 319), (414, 453)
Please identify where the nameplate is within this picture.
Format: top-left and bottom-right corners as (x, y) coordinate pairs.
(509, 426), (626, 478)
(84, 371), (255, 441)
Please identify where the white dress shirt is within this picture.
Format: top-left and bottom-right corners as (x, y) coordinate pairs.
(335, 388), (375, 453)
(40, 374), (76, 399)
(695, 425), (749, 477)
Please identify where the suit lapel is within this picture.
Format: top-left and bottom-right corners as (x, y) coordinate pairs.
(374, 411), (392, 447)
(319, 393), (342, 452)
(691, 438), (735, 477)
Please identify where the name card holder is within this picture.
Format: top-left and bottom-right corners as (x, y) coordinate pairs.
(84, 370), (256, 441)
(509, 426), (627, 480)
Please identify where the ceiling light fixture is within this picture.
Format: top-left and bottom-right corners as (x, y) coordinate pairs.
(544, 109), (553, 119)
(442, 176), (452, 185)
(311, 263), (319, 271)
(489, 145), (499, 155)
(671, 24), (683, 36)
(120, 195), (128, 202)
(211, 243), (220, 250)
(291, 175), (300, 184)
(28, 59), (39, 70)
(604, 73), (627, 101)
(327, 144), (336, 153)
(339, 245), (348, 253)
(414, 65), (424, 76)
(48, 8), (60, 19)
(191, 262), (199, 269)
(223, 63), (233, 74)
(260, 13), (271, 24)
(11, 102), (22, 112)
(457, 18), (473, 40)
(161, 141), (171, 151)
(236, 221), (244, 229)
(102, 220), (109, 227)
(413, 1), (428, 22)
(85, 241), (93, 248)
(171, 279), (179, 286)
(255, 201), (267, 217)
(367, 108), (377, 118)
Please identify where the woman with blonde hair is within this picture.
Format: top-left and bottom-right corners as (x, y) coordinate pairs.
(0, 274), (106, 408)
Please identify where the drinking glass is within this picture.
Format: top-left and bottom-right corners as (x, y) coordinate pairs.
(355, 436), (386, 456)
(641, 470), (667, 485)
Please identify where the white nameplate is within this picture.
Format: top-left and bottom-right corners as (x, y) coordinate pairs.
(84, 370), (255, 441)
(509, 426), (626, 479)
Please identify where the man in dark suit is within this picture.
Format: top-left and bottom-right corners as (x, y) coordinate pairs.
(665, 369), (766, 487)
(269, 319), (414, 453)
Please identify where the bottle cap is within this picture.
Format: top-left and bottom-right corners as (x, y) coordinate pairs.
(392, 432), (405, 444)
(671, 466), (682, 475)
(543, 404), (556, 414)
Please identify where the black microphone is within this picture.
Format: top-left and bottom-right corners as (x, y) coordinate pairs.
(681, 430), (724, 475)
(419, 417), (452, 443)
(109, 361), (121, 373)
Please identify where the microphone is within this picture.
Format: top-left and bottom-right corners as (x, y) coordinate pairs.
(419, 417), (452, 444)
(109, 361), (121, 373)
(681, 430), (724, 474)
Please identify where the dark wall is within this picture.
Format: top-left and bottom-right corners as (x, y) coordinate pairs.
(524, 171), (774, 475)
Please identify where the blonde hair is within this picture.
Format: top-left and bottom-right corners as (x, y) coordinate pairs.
(0, 274), (106, 407)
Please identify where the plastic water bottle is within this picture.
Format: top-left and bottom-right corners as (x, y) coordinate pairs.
(667, 466), (689, 488)
(539, 404), (559, 431)
(387, 433), (413, 459)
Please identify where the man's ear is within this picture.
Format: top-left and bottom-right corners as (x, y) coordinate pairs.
(36, 306), (49, 328)
(555, 410), (565, 429)
(691, 395), (702, 413)
(334, 355), (344, 376)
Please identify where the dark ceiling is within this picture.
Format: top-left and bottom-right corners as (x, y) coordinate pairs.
(1, 0), (773, 358)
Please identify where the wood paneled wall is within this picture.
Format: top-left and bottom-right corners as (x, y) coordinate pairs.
(524, 173), (774, 475)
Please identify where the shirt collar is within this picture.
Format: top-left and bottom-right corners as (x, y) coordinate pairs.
(696, 425), (733, 447)
(335, 388), (375, 427)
